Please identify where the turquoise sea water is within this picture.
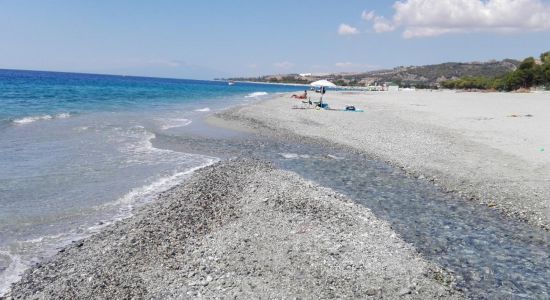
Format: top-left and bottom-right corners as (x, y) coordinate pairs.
(0, 69), (306, 293)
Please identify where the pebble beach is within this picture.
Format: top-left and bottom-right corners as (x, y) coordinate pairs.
(5, 159), (459, 299)
(6, 89), (550, 298)
(212, 90), (550, 230)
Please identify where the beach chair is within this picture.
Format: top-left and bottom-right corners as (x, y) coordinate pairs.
(302, 97), (313, 107)
(292, 97), (314, 110)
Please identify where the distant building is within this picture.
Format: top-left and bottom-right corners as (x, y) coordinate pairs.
(387, 84), (399, 92)
(299, 73), (312, 77)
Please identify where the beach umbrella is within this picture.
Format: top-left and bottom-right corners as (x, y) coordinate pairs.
(310, 80), (335, 106)
(310, 80), (336, 87)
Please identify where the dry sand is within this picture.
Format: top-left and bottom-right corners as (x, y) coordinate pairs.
(210, 90), (550, 229)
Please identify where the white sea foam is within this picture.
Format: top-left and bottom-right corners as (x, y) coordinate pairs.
(279, 153), (298, 159)
(100, 126), (220, 216)
(120, 129), (168, 160)
(104, 158), (218, 216)
(20, 233), (66, 244)
(160, 118), (192, 130)
(12, 113), (71, 125)
(105, 124), (220, 215)
(74, 126), (89, 132)
(194, 107), (211, 112)
(0, 118), (218, 296)
(13, 115), (52, 124)
(115, 126), (191, 166)
(0, 152), (218, 297)
(0, 251), (26, 296)
(119, 126), (214, 169)
(279, 153), (310, 159)
(245, 92), (268, 98)
(56, 113), (71, 119)
(0, 229), (90, 297)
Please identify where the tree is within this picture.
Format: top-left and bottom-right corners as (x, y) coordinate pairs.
(543, 63), (550, 86)
(509, 57), (539, 89)
(440, 51), (550, 91)
(540, 51), (550, 86)
(503, 71), (524, 91)
(533, 64), (544, 86)
(491, 78), (506, 91)
(334, 79), (348, 86)
(519, 57), (536, 70)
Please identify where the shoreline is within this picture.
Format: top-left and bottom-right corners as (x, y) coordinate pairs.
(6, 89), (549, 297)
(0, 86), (302, 295)
(5, 159), (459, 298)
(208, 90), (550, 230)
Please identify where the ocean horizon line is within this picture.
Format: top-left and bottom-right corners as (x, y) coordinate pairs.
(0, 68), (225, 83)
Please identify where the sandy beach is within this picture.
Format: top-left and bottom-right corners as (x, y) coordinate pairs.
(211, 90), (550, 230)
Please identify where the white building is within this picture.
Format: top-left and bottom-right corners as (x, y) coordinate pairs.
(387, 84), (399, 92)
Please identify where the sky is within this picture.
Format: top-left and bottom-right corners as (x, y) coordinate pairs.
(1, 0), (550, 79)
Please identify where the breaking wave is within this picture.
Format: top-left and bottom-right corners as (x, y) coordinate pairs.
(245, 92), (268, 98)
(12, 113), (71, 125)
(160, 118), (192, 130)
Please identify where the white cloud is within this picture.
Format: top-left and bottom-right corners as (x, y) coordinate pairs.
(361, 10), (375, 21)
(335, 62), (355, 68)
(338, 23), (360, 35)
(363, 0), (550, 38)
(373, 16), (397, 33)
(273, 61), (294, 69)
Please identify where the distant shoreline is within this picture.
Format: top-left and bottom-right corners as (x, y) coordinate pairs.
(226, 80), (310, 87)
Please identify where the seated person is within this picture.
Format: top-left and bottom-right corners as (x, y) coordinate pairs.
(291, 90), (308, 99)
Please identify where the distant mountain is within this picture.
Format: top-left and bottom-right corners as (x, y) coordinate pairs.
(350, 59), (520, 87)
(228, 59), (520, 87)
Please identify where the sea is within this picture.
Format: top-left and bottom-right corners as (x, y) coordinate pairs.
(0, 69), (307, 294)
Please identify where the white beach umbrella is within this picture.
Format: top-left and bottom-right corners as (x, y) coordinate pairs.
(310, 79), (336, 87)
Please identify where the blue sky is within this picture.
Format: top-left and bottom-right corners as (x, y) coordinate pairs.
(1, 0), (550, 79)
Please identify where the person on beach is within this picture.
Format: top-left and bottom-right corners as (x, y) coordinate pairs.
(291, 90), (308, 99)
(317, 86), (326, 107)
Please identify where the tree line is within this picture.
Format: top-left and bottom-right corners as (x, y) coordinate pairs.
(441, 51), (550, 91)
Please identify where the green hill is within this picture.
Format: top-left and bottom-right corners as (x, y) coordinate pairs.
(228, 59), (520, 88)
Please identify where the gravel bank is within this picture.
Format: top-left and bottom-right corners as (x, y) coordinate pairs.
(6, 159), (460, 299)
(208, 91), (550, 230)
